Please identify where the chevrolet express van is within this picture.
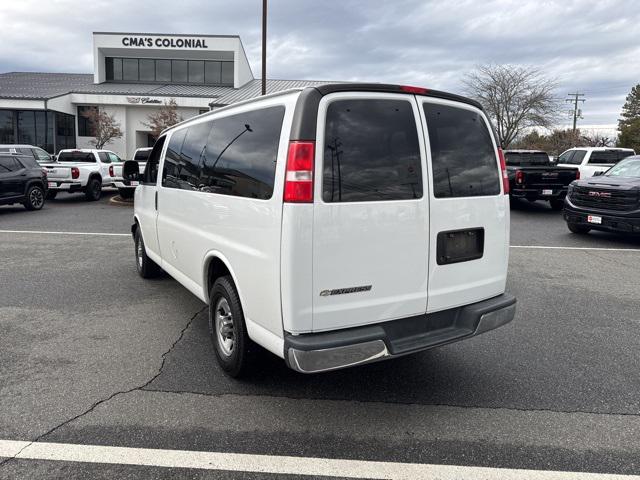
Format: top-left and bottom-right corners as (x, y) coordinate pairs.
(123, 84), (516, 377)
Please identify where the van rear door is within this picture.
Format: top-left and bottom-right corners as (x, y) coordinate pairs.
(418, 99), (509, 312)
(311, 93), (430, 332)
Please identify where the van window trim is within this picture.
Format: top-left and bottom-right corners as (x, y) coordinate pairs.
(157, 99), (291, 202)
(315, 91), (429, 205)
(419, 96), (502, 200)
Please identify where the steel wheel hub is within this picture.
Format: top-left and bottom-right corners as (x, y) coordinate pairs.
(215, 297), (235, 357)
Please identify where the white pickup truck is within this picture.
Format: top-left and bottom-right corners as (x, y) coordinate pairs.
(41, 149), (123, 200)
(111, 147), (150, 198)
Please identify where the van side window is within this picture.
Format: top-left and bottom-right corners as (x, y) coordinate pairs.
(322, 99), (422, 202)
(162, 129), (188, 188)
(174, 122), (212, 190)
(423, 103), (500, 198)
(199, 106), (285, 199)
(144, 135), (166, 184)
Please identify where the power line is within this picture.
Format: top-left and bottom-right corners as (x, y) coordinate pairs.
(565, 93), (586, 133)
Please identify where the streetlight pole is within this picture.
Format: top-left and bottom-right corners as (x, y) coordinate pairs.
(261, 0), (267, 96)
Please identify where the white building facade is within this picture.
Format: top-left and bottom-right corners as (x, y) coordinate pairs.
(0, 32), (324, 158)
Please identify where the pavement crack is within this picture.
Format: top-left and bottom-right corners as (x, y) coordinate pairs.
(0, 305), (207, 469)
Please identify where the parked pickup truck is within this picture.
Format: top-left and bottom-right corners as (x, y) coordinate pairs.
(41, 149), (122, 201)
(111, 147), (150, 199)
(557, 147), (636, 178)
(564, 155), (640, 236)
(504, 149), (580, 210)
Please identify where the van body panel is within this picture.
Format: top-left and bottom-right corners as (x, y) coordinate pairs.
(417, 98), (509, 312)
(310, 92), (430, 332)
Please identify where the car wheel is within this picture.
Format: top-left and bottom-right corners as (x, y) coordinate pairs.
(134, 228), (161, 278)
(24, 185), (45, 211)
(118, 188), (134, 199)
(209, 276), (254, 378)
(85, 178), (101, 201)
(46, 191), (57, 200)
(549, 199), (564, 211)
(567, 222), (591, 234)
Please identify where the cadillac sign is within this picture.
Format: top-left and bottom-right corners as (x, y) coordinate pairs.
(126, 97), (162, 104)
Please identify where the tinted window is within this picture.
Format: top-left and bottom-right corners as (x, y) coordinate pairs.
(18, 111), (35, 144)
(571, 150), (586, 165)
(156, 60), (171, 82)
(162, 129), (188, 188)
(144, 136), (165, 184)
(205, 61), (221, 84)
(139, 59), (155, 82)
(199, 106), (285, 199)
(172, 60), (188, 83)
(19, 155), (38, 168)
(170, 122), (212, 189)
(122, 58), (138, 81)
(505, 152), (550, 166)
(323, 99), (422, 202)
(188, 61), (205, 83)
(134, 149), (151, 161)
(18, 147), (36, 159)
(221, 62), (234, 85)
(424, 103), (499, 198)
(58, 151), (95, 162)
(78, 106), (97, 137)
(588, 150), (635, 164)
(0, 111), (14, 143)
(0, 156), (22, 172)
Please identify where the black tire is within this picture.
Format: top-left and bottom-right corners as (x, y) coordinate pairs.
(134, 228), (162, 278)
(46, 191), (57, 200)
(84, 177), (102, 201)
(549, 199), (564, 211)
(567, 222), (591, 234)
(118, 188), (134, 199)
(23, 184), (45, 211)
(209, 276), (254, 378)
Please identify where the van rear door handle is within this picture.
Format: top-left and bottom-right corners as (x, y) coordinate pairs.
(155, 191), (158, 210)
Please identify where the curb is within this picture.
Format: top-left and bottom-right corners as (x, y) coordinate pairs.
(109, 195), (134, 207)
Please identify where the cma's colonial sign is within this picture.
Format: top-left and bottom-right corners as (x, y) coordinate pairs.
(122, 36), (209, 49)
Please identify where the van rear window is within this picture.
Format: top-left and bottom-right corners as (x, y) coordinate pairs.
(322, 99), (422, 202)
(423, 103), (500, 198)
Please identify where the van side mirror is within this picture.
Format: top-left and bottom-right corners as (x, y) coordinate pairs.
(123, 160), (140, 181)
(593, 171), (604, 176)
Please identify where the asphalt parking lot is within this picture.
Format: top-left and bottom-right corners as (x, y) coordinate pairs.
(1, 193), (640, 479)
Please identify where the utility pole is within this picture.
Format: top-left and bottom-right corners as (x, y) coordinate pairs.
(261, 0), (267, 96)
(565, 93), (585, 134)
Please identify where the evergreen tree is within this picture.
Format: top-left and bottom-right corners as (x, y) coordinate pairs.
(618, 84), (640, 151)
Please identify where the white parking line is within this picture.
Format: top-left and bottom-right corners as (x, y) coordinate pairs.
(0, 229), (129, 237)
(511, 245), (640, 252)
(0, 439), (637, 479)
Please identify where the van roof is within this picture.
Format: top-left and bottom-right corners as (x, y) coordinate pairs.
(163, 83), (483, 135)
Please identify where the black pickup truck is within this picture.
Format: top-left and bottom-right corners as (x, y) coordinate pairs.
(564, 155), (640, 235)
(505, 150), (580, 210)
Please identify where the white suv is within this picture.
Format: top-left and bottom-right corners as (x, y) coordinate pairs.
(557, 147), (635, 178)
(124, 83), (516, 377)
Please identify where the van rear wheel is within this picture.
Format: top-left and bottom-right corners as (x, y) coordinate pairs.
(209, 276), (253, 378)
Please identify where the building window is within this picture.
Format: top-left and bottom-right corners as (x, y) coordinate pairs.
(78, 106), (98, 137)
(0, 110), (15, 144)
(105, 57), (234, 85)
(55, 112), (76, 153)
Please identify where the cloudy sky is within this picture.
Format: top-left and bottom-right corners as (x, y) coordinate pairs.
(0, 0), (638, 132)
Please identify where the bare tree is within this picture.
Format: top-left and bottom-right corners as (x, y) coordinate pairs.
(464, 65), (560, 148)
(82, 107), (123, 149)
(581, 130), (614, 147)
(143, 98), (183, 138)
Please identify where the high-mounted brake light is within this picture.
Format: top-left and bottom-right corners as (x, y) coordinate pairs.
(498, 148), (509, 195)
(400, 85), (429, 95)
(71, 167), (80, 179)
(515, 170), (524, 185)
(284, 141), (315, 203)
(109, 165), (114, 177)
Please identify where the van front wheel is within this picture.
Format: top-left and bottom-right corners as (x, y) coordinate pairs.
(209, 276), (253, 378)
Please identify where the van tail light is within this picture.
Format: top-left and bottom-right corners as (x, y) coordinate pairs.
(498, 148), (509, 194)
(400, 85), (429, 95)
(109, 165), (114, 177)
(71, 167), (80, 179)
(575, 170), (580, 180)
(515, 170), (524, 185)
(284, 141), (315, 203)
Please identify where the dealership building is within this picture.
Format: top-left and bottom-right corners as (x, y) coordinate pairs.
(0, 32), (325, 157)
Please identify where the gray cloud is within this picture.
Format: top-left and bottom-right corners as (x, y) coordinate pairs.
(0, 0), (637, 129)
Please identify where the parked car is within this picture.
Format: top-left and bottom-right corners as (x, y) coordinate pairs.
(112, 147), (151, 199)
(564, 155), (640, 235)
(504, 149), (580, 210)
(0, 152), (48, 210)
(40, 149), (122, 201)
(556, 147), (635, 178)
(0, 144), (55, 163)
(123, 83), (516, 377)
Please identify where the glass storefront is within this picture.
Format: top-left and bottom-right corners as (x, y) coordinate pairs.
(105, 57), (234, 86)
(0, 109), (75, 153)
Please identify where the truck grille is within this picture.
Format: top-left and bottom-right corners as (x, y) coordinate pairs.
(571, 186), (639, 211)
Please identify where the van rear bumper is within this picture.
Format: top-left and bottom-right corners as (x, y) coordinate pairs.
(284, 293), (516, 373)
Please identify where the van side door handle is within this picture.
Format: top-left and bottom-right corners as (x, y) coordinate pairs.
(155, 191), (158, 210)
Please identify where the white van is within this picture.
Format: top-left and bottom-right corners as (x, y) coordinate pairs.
(123, 84), (516, 377)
